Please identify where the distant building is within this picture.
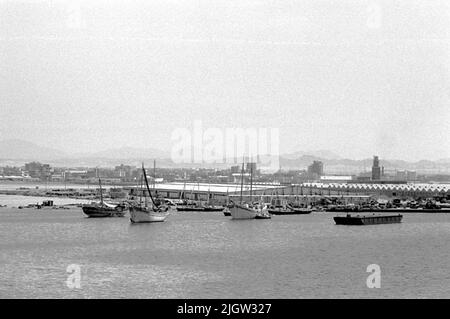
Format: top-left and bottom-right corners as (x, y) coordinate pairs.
(371, 156), (381, 180)
(396, 170), (417, 181)
(246, 162), (257, 173)
(114, 164), (135, 181)
(230, 165), (241, 174)
(24, 162), (52, 180)
(406, 170), (417, 181)
(307, 161), (324, 177)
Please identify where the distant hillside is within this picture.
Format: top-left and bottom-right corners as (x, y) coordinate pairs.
(283, 149), (342, 160)
(1, 139), (449, 174)
(73, 146), (170, 160)
(0, 139), (67, 160)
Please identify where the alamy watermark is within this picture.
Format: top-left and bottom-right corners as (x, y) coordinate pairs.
(171, 121), (280, 173)
(366, 2), (383, 30)
(66, 264), (81, 289)
(366, 264), (381, 288)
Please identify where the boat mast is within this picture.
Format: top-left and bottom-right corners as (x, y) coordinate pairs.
(249, 162), (253, 203)
(207, 183), (211, 205)
(153, 159), (156, 190)
(239, 157), (245, 204)
(99, 178), (103, 205)
(142, 163), (158, 207)
(139, 174), (143, 207)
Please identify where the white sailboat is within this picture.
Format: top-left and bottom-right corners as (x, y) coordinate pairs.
(129, 163), (169, 223)
(230, 159), (257, 220)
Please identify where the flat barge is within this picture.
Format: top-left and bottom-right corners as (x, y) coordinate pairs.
(334, 213), (403, 225)
(327, 207), (450, 214)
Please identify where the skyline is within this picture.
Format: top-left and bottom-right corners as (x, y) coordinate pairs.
(1, 0), (450, 161)
(1, 138), (450, 165)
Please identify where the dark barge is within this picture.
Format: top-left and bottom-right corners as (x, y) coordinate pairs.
(334, 213), (403, 225)
(327, 207), (450, 214)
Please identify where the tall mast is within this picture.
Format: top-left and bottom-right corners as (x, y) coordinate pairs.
(249, 162), (253, 203)
(181, 181), (186, 200)
(139, 174), (143, 207)
(142, 163), (158, 207)
(99, 178), (103, 205)
(239, 157), (244, 204)
(153, 159), (156, 190)
(207, 183), (212, 205)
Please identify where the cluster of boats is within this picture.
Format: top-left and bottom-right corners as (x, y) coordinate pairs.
(82, 165), (169, 223)
(79, 160), (450, 226)
(82, 160), (312, 222)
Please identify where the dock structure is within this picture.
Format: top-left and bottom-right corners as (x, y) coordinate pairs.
(123, 182), (375, 205)
(300, 182), (450, 198)
(124, 182), (285, 203)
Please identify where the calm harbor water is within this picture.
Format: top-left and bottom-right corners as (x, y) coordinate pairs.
(1, 206), (450, 298)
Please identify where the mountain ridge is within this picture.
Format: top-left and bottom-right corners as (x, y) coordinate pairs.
(0, 139), (449, 173)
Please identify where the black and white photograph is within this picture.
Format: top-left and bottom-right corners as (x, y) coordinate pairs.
(1, 0), (450, 305)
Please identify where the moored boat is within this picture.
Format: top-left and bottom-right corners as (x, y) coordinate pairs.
(287, 205), (312, 214)
(230, 204), (257, 219)
(82, 202), (126, 217)
(202, 205), (224, 212)
(82, 178), (126, 218)
(333, 213), (403, 225)
(129, 205), (169, 223)
(229, 159), (258, 220)
(267, 198), (311, 215)
(129, 163), (170, 223)
(176, 200), (205, 211)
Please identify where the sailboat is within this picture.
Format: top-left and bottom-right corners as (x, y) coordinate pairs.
(82, 178), (126, 217)
(230, 159), (257, 220)
(202, 183), (224, 212)
(176, 181), (205, 211)
(129, 163), (169, 223)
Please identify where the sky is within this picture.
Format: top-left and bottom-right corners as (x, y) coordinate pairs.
(1, 0), (449, 161)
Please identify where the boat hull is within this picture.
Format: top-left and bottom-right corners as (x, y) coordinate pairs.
(327, 208), (450, 213)
(230, 205), (257, 220)
(334, 214), (403, 225)
(255, 214), (271, 219)
(269, 208), (312, 215)
(129, 206), (169, 223)
(176, 206), (205, 212)
(202, 206), (224, 212)
(82, 205), (125, 218)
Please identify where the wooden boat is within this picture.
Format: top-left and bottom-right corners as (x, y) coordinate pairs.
(230, 159), (258, 220)
(255, 214), (271, 219)
(129, 163), (169, 223)
(333, 213), (403, 225)
(176, 200), (205, 211)
(129, 205), (169, 223)
(202, 204), (224, 212)
(202, 185), (224, 211)
(230, 204), (258, 219)
(267, 198), (311, 215)
(82, 179), (126, 218)
(287, 206), (312, 214)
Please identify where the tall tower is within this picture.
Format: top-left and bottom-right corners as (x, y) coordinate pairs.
(372, 156), (381, 180)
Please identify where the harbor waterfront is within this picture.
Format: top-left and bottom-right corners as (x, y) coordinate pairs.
(1, 206), (450, 298)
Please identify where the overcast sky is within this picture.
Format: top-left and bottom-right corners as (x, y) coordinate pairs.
(1, 0), (449, 160)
